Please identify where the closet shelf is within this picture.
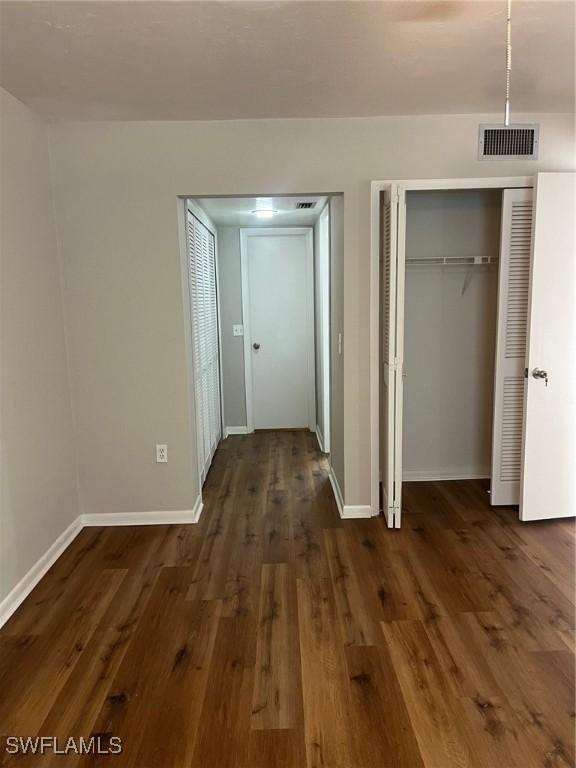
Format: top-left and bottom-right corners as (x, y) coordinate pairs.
(406, 255), (499, 267)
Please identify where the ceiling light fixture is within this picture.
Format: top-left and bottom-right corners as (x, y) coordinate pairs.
(252, 209), (277, 219)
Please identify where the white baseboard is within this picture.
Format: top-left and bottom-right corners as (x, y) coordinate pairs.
(327, 466), (372, 520)
(315, 425), (328, 454)
(224, 426), (249, 438)
(0, 493), (204, 629)
(403, 468), (490, 482)
(328, 466), (344, 516)
(191, 494), (204, 522)
(82, 494), (204, 527)
(342, 504), (373, 519)
(0, 516), (82, 629)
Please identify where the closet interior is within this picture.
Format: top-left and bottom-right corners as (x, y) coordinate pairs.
(402, 188), (502, 485)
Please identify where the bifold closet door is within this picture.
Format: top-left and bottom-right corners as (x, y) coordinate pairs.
(381, 185), (405, 528)
(187, 211), (222, 484)
(491, 188), (533, 506)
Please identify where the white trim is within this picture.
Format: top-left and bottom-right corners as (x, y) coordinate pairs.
(328, 465), (344, 517)
(328, 466), (371, 518)
(395, 176), (534, 191)
(342, 505), (373, 519)
(0, 494), (205, 628)
(82, 497), (203, 527)
(0, 517), (82, 628)
(317, 203), (331, 453)
(402, 469), (490, 482)
(315, 424), (327, 454)
(240, 227), (316, 432)
(394, 187), (407, 525)
(213, 229), (226, 447)
(369, 176), (535, 523)
(304, 231), (316, 432)
(225, 426), (249, 437)
(187, 199), (217, 237)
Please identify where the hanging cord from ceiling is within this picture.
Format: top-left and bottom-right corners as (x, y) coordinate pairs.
(504, 0), (512, 126)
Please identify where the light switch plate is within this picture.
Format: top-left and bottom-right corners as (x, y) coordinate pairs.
(233, 324), (244, 337)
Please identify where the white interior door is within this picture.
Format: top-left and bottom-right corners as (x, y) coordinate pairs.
(521, 172), (576, 521)
(241, 228), (315, 431)
(381, 185), (405, 527)
(491, 187), (533, 505)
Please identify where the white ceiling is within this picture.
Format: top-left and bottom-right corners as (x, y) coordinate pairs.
(195, 196), (328, 227)
(0, 1), (573, 122)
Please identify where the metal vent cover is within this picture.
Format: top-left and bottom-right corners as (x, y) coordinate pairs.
(295, 201), (316, 209)
(478, 124), (539, 160)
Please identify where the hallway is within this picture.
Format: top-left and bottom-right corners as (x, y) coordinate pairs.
(1, 431), (574, 767)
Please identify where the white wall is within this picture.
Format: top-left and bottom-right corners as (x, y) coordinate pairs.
(403, 189), (501, 480)
(47, 112), (574, 512)
(329, 196), (345, 495)
(0, 89), (78, 603)
(313, 203), (331, 452)
(216, 227), (247, 428)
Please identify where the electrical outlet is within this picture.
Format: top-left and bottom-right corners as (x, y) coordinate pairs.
(156, 444), (168, 463)
(232, 324), (244, 337)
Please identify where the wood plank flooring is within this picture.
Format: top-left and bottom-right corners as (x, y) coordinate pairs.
(1, 431), (574, 767)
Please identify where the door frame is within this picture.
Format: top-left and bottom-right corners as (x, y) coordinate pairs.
(240, 227), (316, 433)
(317, 203), (331, 453)
(370, 176), (534, 521)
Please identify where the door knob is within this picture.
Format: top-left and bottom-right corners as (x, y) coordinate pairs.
(253, 342), (261, 350)
(532, 368), (548, 386)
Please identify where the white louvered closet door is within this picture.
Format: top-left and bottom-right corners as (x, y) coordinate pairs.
(187, 211), (222, 484)
(491, 188), (533, 505)
(381, 185), (405, 528)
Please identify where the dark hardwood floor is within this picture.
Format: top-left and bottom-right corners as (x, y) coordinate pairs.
(1, 431), (574, 767)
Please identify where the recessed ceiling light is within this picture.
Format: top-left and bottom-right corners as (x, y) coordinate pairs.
(252, 209), (277, 219)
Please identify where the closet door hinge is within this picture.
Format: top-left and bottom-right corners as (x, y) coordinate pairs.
(387, 502), (401, 528)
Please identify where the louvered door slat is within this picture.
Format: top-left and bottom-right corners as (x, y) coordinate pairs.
(382, 203), (391, 365)
(491, 189), (533, 505)
(186, 209), (222, 483)
(380, 185), (403, 527)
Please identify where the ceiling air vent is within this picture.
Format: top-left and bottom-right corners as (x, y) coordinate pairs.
(296, 201), (316, 209)
(478, 124), (539, 160)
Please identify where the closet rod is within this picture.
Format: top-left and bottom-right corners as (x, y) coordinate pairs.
(406, 255), (499, 267)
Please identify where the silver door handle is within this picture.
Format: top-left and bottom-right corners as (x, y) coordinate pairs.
(253, 342), (260, 350)
(532, 368), (548, 386)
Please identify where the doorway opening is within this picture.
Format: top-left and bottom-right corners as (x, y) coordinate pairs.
(372, 177), (537, 527)
(182, 193), (336, 497)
